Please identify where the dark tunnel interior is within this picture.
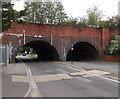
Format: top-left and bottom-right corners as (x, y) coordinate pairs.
(66, 42), (99, 61)
(18, 40), (60, 61)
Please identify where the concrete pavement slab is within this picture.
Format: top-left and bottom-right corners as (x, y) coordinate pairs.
(2, 63), (29, 97)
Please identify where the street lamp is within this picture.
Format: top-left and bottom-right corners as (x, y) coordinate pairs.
(50, 35), (53, 45)
(71, 44), (74, 64)
(23, 30), (25, 45)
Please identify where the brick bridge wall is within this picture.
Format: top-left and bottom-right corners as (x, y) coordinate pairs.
(2, 23), (120, 62)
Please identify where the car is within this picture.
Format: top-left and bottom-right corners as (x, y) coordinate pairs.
(22, 53), (26, 56)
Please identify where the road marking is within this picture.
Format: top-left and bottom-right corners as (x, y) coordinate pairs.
(24, 67), (39, 97)
(74, 77), (92, 82)
(58, 62), (84, 72)
(58, 62), (120, 83)
(18, 58), (41, 98)
(70, 70), (110, 78)
(12, 73), (73, 82)
(56, 69), (70, 74)
(11, 70), (110, 83)
(84, 70), (110, 77)
(35, 74), (73, 82)
(12, 75), (28, 82)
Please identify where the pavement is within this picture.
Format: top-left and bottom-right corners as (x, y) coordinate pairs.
(0, 66), (2, 99)
(2, 63), (29, 97)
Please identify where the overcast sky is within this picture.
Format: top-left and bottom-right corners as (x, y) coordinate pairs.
(13, 0), (120, 19)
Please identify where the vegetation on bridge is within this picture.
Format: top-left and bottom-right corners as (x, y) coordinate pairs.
(104, 35), (120, 55)
(2, 2), (28, 32)
(59, 6), (120, 29)
(2, 1), (68, 31)
(2, 2), (120, 32)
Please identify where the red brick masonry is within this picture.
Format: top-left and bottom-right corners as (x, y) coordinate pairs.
(102, 55), (120, 62)
(2, 23), (120, 62)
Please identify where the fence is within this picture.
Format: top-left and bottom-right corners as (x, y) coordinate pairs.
(0, 45), (9, 66)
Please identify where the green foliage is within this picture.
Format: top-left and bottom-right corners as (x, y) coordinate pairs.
(104, 35), (120, 55)
(58, 17), (78, 26)
(98, 21), (107, 28)
(2, 2), (16, 31)
(2, 2), (120, 31)
(23, 2), (68, 25)
(16, 19), (29, 24)
(58, 6), (102, 28)
(59, 6), (119, 29)
(18, 47), (30, 54)
(59, 17), (88, 29)
(86, 6), (102, 27)
(104, 16), (120, 29)
(77, 17), (87, 28)
(2, 2), (28, 32)
(28, 54), (38, 58)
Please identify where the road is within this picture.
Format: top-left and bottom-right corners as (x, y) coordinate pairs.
(2, 56), (119, 98)
(21, 56), (119, 97)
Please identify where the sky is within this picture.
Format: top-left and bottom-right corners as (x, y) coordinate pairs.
(13, 0), (120, 19)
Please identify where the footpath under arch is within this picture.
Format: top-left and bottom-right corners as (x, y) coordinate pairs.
(66, 41), (100, 61)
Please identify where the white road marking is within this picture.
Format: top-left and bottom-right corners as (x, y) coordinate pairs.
(58, 62), (120, 83)
(12, 73), (73, 82)
(11, 69), (110, 83)
(56, 69), (70, 74)
(74, 77), (92, 82)
(11, 61), (119, 89)
(18, 58), (42, 98)
(12, 75), (28, 82)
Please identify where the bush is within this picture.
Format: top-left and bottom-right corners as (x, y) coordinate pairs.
(104, 35), (120, 55)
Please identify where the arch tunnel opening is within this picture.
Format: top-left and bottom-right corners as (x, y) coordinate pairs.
(16, 40), (60, 62)
(66, 42), (99, 61)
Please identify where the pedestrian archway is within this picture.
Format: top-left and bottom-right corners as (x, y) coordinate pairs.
(66, 42), (99, 61)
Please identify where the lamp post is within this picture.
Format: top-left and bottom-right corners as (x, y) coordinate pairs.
(71, 44), (74, 64)
(23, 30), (25, 45)
(51, 35), (53, 45)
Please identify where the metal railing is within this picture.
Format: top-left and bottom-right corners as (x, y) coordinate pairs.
(0, 45), (9, 66)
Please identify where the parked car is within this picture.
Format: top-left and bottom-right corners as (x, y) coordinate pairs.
(22, 53), (26, 56)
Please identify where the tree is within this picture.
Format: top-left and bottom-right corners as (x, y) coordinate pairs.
(23, 2), (39, 23)
(18, 47), (31, 54)
(0, 2), (2, 32)
(105, 16), (120, 29)
(2, 2), (27, 32)
(98, 20), (106, 28)
(54, 2), (68, 24)
(104, 35), (120, 55)
(86, 6), (102, 27)
(2, 2), (17, 31)
(77, 17), (87, 28)
(58, 17), (78, 26)
(23, 2), (68, 24)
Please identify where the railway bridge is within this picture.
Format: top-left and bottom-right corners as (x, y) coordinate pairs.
(1, 23), (119, 64)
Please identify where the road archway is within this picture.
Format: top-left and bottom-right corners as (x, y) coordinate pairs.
(16, 40), (60, 61)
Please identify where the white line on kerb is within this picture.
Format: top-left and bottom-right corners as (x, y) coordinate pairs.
(18, 59), (42, 98)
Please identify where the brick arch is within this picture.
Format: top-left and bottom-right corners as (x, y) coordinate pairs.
(66, 39), (100, 61)
(3, 23), (119, 63)
(14, 39), (60, 62)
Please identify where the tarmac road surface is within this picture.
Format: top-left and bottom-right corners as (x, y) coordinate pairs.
(2, 56), (119, 98)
